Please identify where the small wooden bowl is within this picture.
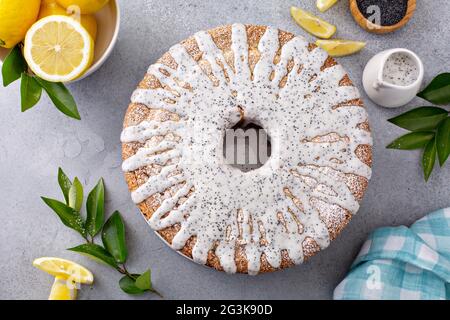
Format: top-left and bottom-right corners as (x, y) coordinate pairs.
(349, 0), (416, 34)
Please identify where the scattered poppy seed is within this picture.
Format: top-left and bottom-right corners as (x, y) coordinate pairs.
(356, 0), (408, 26)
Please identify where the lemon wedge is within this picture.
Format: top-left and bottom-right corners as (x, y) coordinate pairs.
(24, 15), (94, 82)
(290, 6), (336, 39)
(315, 39), (366, 57)
(33, 257), (94, 284)
(49, 276), (78, 300)
(316, 0), (339, 12)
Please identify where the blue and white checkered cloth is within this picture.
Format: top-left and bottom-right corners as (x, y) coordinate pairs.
(334, 207), (450, 300)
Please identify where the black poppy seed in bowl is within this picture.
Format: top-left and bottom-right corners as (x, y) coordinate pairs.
(356, 0), (408, 26)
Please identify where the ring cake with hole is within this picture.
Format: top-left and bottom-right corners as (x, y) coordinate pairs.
(121, 24), (373, 274)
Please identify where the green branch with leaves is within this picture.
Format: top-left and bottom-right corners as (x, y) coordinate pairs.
(2, 45), (80, 120)
(41, 168), (162, 296)
(387, 73), (450, 181)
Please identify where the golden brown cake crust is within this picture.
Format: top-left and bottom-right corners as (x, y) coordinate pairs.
(122, 25), (372, 274)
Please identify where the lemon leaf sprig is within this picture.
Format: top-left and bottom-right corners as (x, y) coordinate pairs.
(1, 44), (81, 120)
(387, 73), (450, 181)
(2, 46), (26, 86)
(41, 168), (163, 297)
(20, 73), (42, 111)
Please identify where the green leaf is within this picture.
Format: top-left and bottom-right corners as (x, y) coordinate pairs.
(417, 73), (450, 105)
(35, 78), (81, 120)
(388, 107), (448, 131)
(68, 243), (118, 268)
(119, 275), (146, 294)
(422, 138), (437, 182)
(85, 178), (104, 237)
(387, 132), (435, 150)
(2, 46), (26, 87)
(57, 168), (72, 204)
(41, 197), (86, 237)
(68, 177), (83, 212)
(102, 211), (128, 264)
(20, 73), (42, 112)
(135, 269), (152, 291)
(436, 118), (450, 166)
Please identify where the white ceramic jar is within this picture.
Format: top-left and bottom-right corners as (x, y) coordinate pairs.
(362, 48), (424, 108)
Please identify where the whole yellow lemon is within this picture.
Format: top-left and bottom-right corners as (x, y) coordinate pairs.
(38, 0), (97, 40)
(39, 0), (67, 17)
(77, 15), (97, 42)
(0, 0), (41, 48)
(56, 0), (109, 14)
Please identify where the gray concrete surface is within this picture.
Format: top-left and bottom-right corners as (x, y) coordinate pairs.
(0, 0), (449, 300)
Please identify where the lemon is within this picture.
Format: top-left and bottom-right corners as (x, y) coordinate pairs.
(33, 257), (94, 284)
(290, 7), (336, 39)
(315, 39), (366, 57)
(77, 15), (97, 41)
(24, 15), (94, 82)
(317, 0), (339, 12)
(38, 0), (97, 40)
(49, 276), (77, 300)
(39, 0), (67, 17)
(56, 0), (109, 14)
(0, 0), (41, 48)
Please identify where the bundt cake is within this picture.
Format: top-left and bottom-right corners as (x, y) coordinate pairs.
(121, 24), (372, 274)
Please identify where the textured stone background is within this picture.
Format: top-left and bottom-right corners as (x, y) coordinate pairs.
(0, 0), (449, 300)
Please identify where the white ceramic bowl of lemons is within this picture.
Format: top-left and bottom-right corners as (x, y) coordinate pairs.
(0, 0), (120, 83)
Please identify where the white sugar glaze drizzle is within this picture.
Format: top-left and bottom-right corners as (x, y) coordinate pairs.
(121, 24), (372, 274)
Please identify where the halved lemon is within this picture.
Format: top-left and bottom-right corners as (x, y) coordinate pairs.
(33, 257), (94, 284)
(290, 6), (336, 39)
(317, 0), (339, 12)
(24, 15), (94, 82)
(49, 276), (78, 300)
(315, 39), (366, 57)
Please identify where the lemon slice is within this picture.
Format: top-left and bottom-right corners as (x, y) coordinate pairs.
(316, 0), (339, 12)
(24, 15), (94, 82)
(33, 257), (94, 284)
(290, 6), (336, 39)
(315, 39), (366, 57)
(49, 276), (77, 300)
